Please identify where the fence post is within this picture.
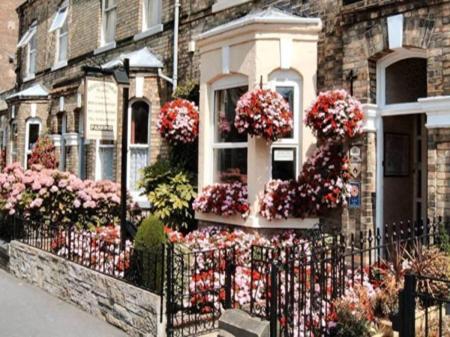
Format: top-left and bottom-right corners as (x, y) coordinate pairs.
(166, 244), (174, 337)
(224, 256), (235, 310)
(399, 273), (416, 337)
(270, 262), (278, 337)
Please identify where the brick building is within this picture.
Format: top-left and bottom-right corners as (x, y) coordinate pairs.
(2, 0), (450, 233)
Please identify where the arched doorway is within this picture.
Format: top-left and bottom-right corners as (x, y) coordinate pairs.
(376, 49), (428, 227)
(128, 100), (150, 194)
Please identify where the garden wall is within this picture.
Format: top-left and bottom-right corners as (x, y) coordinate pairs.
(9, 241), (165, 337)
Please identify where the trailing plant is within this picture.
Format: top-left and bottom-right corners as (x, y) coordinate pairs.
(28, 136), (58, 169)
(235, 88), (293, 141)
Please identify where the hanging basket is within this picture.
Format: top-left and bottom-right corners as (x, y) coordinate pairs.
(234, 88), (293, 142)
(305, 89), (364, 142)
(157, 99), (199, 145)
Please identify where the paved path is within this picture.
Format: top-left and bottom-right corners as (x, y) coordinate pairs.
(0, 269), (129, 337)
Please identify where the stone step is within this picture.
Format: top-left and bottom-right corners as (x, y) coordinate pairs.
(219, 309), (270, 337)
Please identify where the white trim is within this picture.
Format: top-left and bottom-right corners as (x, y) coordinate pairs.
(362, 104), (377, 132)
(94, 41), (116, 55)
(221, 46), (230, 75)
(59, 97), (65, 112)
(419, 96), (450, 128)
(375, 111), (384, 239)
(133, 24), (163, 41)
(30, 103), (37, 118)
(49, 134), (62, 147)
(212, 0), (251, 13)
(51, 60), (68, 71)
(101, 0), (117, 47)
(23, 74), (36, 83)
(24, 118), (42, 168)
(279, 38), (293, 70)
(64, 133), (79, 146)
(135, 75), (144, 98)
(387, 14), (404, 50)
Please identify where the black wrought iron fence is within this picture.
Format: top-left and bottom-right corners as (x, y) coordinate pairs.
(399, 274), (450, 337)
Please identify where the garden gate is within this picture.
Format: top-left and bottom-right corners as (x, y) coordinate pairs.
(166, 244), (236, 337)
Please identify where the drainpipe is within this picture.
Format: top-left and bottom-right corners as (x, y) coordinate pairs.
(172, 0), (180, 94)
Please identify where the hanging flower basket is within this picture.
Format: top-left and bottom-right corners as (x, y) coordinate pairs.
(193, 182), (250, 219)
(157, 99), (199, 145)
(305, 89), (364, 142)
(234, 88), (293, 141)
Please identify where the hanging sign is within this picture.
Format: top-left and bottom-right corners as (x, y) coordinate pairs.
(349, 181), (361, 209)
(349, 145), (362, 163)
(85, 78), (118, 141)
(350, 163), (362, 178)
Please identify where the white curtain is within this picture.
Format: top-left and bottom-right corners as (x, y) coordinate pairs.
(129, 147), (148, 191)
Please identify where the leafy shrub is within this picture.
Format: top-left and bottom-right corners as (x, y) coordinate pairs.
(132, 215), (167, 293)
(140, 161), (196, 230)
(28, 136), (58, 169)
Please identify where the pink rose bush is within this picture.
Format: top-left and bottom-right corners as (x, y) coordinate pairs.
(305, 89), (364, 142)
(193, 182), (250, 219)
(157, 99), (199, 145)
(235, 88), (293, 141)
(0, 163), (137, 227)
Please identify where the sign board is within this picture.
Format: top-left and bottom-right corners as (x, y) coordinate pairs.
(273, 149), (295, 162)
(350, 163), (362, 178)
(85, 78), (118, 141)
(349, 145), (362, 163)
(348, 181), (361, 209)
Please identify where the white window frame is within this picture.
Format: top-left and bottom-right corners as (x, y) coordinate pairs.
(127, 100), (151, 194)
(25, 26), (37, 80)
(95, 139), (115, 181)
(143, 0), (161, 31)
(24, 118), (42, 168)
(101, 0), (117, 47)
(269, 70), (303, 178)
(54, 13), (69, 69)
(210, 76), (248, 184)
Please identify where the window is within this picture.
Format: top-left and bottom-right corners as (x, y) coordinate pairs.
(143, 0), (161, 31)
(269, 70), (302, 180)
(97, 140), (114, 181)
(25, 118), (41, 168)
(102, 0), (117, 45)
(18, 21), (37, 78)
(49, 1), (69, 66)
(213, 85), (248, 184)
(128, 101), (150, 191)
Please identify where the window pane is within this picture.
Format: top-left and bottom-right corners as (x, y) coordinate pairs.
(58, 33), (68, 62)
(214, 148), (247, 184)
(105, 0), (116, 9)
(276, 86), (294, 139)
(386, 58), (427, 104)
(28, 124), (40, 150)
(104, 9), (116, 43)
(29, 51), (36, 74)
(129, 147), (148, 191)
(99, 146), (114, 180)
(131, 102), (149, 145)
(214, 86), (247, 143)
(146, 0), (160, 27)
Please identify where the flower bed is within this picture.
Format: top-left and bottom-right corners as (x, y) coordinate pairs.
(193, 182), (250, 219)
(235, 88), (293, 141)
(158, 98), (199, 145)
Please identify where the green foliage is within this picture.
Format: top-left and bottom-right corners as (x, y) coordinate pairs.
(147, 172), (196, 230)
(173, 80), (199, 104)
(139, 160), (174, 193)
(134, 215), (167, 249)
(437, 222), (450, 254)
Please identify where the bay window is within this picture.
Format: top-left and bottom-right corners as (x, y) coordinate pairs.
(213, 85), (248, 184)
(102, 0), (117, 46)
(269, 71), (302, 181)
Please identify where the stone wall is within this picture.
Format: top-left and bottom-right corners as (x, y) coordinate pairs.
(9, 241), (165, 337)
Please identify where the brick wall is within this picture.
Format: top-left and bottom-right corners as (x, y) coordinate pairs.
(0, 0), (21, 92)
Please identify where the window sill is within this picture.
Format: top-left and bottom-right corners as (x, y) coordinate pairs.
(133, 24), (163, 41)
(94, 41), (117, 55)
(212, 0), (252, 13)
(23, 74), (36, 82)
(51, 60), (68, 71)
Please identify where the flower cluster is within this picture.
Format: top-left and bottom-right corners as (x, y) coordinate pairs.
(28, 136), (58, 169)
(51, 225), (133, 277)
(259, 143), (351, 220)
(158, 99), (199, 145)
(0, 163), (137, 227)
(234, 88), (293, 141)
(193, 182), (249, 219)
(305, 89), (364, 142)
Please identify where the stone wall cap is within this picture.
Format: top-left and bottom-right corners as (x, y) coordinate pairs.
(6, 84), (49, 101)
(196, 8), (322, 41)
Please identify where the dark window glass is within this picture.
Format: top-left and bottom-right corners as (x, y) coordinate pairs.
(28, 123), (40, 150)
(276, 86), (294, 139)
(214, 148), (247, 184)
(272, 147), (296, 181)
(131, 101), (149, 145)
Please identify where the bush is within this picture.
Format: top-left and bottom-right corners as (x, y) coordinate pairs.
(140, 161), (196, 231)
(132, 215), (167, 293)
(28, 136), (58, 169)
